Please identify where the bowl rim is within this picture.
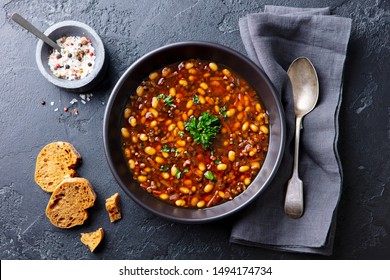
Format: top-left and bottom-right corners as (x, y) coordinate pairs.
(35, 20), (105, 90)
(103, 41), (286, 223)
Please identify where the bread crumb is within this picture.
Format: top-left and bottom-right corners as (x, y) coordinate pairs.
(81, 228), (104, 252)
(105, 193), (122, 222)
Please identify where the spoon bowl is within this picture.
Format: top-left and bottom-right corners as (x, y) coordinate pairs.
(284, 57), (319, 218)
(288, 58), (319, 117)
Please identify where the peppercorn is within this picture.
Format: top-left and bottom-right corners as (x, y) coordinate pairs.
(88, 62), (92, 67)
(81, 37), (88, 45)
(65, 65), (70, 69)
(68, 53), (72, 58)
(56, 54), (62, 59)
(40, 100), (46, 105)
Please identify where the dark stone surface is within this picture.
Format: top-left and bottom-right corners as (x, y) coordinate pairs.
(0, 0), (389, 260)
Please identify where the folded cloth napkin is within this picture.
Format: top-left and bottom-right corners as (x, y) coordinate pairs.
(230, 6), (352, 255)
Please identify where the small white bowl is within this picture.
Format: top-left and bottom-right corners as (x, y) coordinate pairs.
(36, 20), (106, 92)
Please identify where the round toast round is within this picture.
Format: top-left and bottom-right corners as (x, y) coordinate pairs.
(46, 177), (96, 228)
(34, 141), (82, 192)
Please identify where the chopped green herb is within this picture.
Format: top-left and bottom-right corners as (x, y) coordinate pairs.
(183, 168), (189, 173)
(156, 94), (174, 107)
(185, 112), (221, 148)
(178, 131), (184, 138)
(163, 94), (174, 107)
(159, 165), (170, 172)
(162, 145), (170, 152)
(193, 95), (200, 104)
(219, 106), (227, 118)
(162, 145), (180, 156)
(215, 158), (221, 164)
(204, 170), (217, 181)
(175, 170), (182, 179)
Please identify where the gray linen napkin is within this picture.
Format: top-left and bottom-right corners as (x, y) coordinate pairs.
(230, 6), (352, 255)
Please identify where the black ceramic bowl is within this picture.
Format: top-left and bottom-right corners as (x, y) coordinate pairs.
(104, 41), (285, 223)
(36, 20), (106, 92)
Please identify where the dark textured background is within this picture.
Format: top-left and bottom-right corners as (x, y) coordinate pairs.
(1, 0), (389, 260)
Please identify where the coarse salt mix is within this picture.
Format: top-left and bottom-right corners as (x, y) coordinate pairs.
(48, 36), (96, 80)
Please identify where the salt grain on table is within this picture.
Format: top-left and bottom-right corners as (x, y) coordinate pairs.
(70, 98), (78, 105)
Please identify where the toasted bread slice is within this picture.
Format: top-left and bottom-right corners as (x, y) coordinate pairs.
(81, 228), (104, 252)
(105, 193), (122, 222)
(45, 177), (96, 228)
(34, 141), (82, 192)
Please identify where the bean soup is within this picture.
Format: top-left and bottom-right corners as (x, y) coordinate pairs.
(121, 59), (269, 208)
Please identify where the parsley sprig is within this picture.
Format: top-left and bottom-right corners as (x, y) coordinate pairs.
(219, 106), (227, 118)
(157, 93), (174, 107)
(193, 95), (200, 104)
(185, 112), (221, 149)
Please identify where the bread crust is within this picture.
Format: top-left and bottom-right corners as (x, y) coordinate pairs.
(34, 141), (82, 192)
(105, 193), (122, 222)
(80, 228), (104, 252)
(45, 177), (96, 228)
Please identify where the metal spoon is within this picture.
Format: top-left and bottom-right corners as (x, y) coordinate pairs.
(284, 57), (319, 219)
(11, 13), (61, 52)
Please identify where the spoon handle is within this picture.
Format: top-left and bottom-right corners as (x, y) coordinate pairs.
(11, 13), (61, 51)
(284, 116), (304, 218)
